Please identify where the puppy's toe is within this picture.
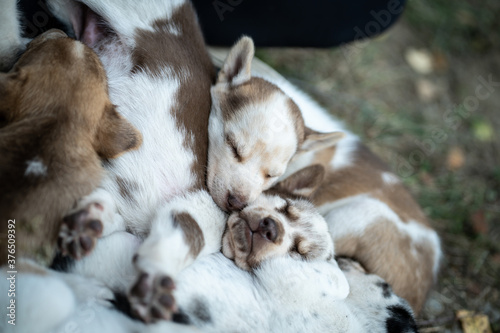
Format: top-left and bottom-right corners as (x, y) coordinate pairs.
(58, 203), (103, 259)
(129, 273), (177, 323)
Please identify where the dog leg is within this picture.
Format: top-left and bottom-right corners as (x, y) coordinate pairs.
(128, 190), (226, 323)
(58, 188), (126, 259)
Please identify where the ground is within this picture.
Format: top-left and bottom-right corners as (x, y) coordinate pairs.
(257, 1), (500, 331)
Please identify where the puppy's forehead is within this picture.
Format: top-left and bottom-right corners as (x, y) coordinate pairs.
(219, 78), (304, 140)
(251, 194), (287, 209)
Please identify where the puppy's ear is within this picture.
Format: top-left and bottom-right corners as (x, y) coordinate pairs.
(94, 104), (142, 159)
(218, 36), (254, 85)
(274, 164), (325, 198)
(299, 128), (344, 153)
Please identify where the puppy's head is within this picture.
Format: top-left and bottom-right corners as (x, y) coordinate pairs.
(222, 164), (333, 270)
(207, 36), (343, 212)
(0, 29), (141, 158)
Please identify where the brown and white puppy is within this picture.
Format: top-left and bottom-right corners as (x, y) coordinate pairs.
(0, 29), (141, 265)
(222, 164), (333, 270)
(207, 37), (344, 212)
(282, 143), (441, 314)
(208, 37), (441, 314)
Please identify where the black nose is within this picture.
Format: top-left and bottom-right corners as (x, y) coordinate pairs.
(257, 217), (278, 242)
(227, 194), (246, 211)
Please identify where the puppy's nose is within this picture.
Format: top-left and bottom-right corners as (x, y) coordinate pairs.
(227, 194), (246, 211)
(257, 217), (278, 242)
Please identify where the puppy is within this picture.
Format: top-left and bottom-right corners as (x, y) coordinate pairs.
(208, 37), (441, 314)
(0, 29), (141, 265)
(207, 36), (344, 211)
(47, 0), (226, 322)
(2, 241), (417, 333)
(222, 165), (333, 270)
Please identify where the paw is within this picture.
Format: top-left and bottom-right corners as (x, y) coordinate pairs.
(58, 203), (103, 259)
(129, 273), (177, 323)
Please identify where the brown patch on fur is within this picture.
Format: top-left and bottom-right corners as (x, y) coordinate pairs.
(94, 104), (142, 159)
(116, 176), (139, 201)
(276, 200), (300, 222)
(270, 164), (326, 200)
(0, 30), (140, 265)
(287, 99), (305, 146)
(17, 260), (48, 275)
(218, 77), (279, 121)
(172, 212), (205, 258)
(334, 220), (435, 314)
(311, 143), (428, 225)
(132, 3), (214, 190)
(312, 145), (337, 166)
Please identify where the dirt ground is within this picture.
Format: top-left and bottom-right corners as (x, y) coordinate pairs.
(257, 1), (500, 332)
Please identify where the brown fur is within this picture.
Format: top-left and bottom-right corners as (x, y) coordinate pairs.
(286, 143), (436, 314)
(133, 3), (214, 190)
(0, 30), (141, 265)
(172, 212), (205, 258)
(311, 143), (429, 226)
(335, 220), (435, 312)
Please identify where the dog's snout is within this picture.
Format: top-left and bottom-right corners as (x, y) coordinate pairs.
(227, 194), (246, 211)
(257, 217), (278, 242)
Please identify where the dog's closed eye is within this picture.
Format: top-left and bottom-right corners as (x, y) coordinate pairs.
(225, 134), (242, 162)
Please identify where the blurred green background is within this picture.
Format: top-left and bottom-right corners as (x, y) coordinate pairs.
(257, 0), (500, 331)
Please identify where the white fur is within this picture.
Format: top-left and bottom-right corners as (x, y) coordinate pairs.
(72, 41), (86, 58)
(320, 194), (442, 276)
(0, 269), (76, 333)
(70, 231), (140, 292)
(0, 0), (27, 71)
(134, 191), (227, 278)
(251, 63), (359, 173)
(8, 254), (415, 333)
(208, 88), (298, 207)
(24, 157), (47, 177)
(49, 0), (185, 46)
(381, 171), (400, 185)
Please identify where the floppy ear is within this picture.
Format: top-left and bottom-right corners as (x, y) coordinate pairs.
(217, 36), (254, 85)
(274, 164), (325, 198)
(94, 104), (142, 159)
(299, 128), (345, 153)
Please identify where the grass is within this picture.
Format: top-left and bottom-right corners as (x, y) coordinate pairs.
(256, 0), (500, 331)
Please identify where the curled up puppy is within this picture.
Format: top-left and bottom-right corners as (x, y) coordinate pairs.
(208, 36), (441, 314)
(0, 29), (142, 265)
(222, 165), (334, 270)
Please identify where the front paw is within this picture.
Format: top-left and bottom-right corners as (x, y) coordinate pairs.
(129, 272), (177, 323)
(58, 203), (103, 259)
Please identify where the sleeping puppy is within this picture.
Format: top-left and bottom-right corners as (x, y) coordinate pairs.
(222, 165), (333, 270)
(207, 37), (343, 212)
(0, 29), (141, 265)
(208, 36), (440, 314)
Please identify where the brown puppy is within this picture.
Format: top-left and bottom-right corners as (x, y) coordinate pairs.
(0, 29), (142, 265)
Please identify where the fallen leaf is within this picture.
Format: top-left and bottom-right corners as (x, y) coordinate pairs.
(416, 78), (439, 102)
(446, 146), (466, 171)
(457, 310), (492, 333)
(473, 120), (494, 142)
(471, 210), (488, 235)
(405, 48), (433, 74)
(432, 50), (449, 72)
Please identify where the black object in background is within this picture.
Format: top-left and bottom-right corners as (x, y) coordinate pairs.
(191, 0), (407, 47)
(19, 0), (406, 47)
